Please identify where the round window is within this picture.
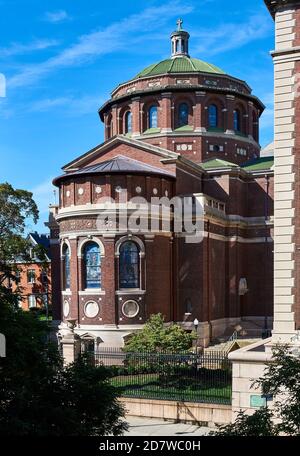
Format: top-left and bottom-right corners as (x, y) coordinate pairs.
(84, 301), (100, 319)
(122, 300), (139, 318)
(78, 187), (84, 195)
(63, 300), (70, 318)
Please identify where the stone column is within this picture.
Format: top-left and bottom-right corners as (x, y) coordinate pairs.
(225, 95), (235, 135)
(131, 97), (141, 137)
(161, 93), (173, 133)
(248, 101), (254, 139)
(60, 326), (81, 366)
(271, 4), (298, 342)
(112, 104), (118, 136)
(194, 91), (207, 132)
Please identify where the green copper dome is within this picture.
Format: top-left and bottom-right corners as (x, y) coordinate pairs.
(135, 56), (226, 79)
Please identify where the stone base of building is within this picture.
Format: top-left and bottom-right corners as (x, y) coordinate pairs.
(58, 315), (273, 349)
(229, 338), (273, 418)
(119, 397), (232, 427)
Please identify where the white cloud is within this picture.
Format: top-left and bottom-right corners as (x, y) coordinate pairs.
(191, 13), (272, 56)
(29, 94), (104, 115)
(0, 39), (59, 58)
(44, 10), (69, 24)
(9, 1), (194, 89)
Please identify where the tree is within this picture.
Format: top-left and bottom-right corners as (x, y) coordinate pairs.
(0, 183), (127, 435)
(124, 313), (196, 352)
(213, 344), (300, 436)
(0, 182), (40, 292)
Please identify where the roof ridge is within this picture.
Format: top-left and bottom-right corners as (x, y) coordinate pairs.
(189, 57), (197, 71)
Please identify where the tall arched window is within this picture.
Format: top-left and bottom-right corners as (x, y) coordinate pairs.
(178, 103), (189, 127)
(63, 245), (70, 290)
(149, 106), (158, 129)
(125, 111), (132, 134)
(208, 104), (218, 128)
(119, 241), (140, 289)
(83, 242), (101, 289)
(234, 109), (241, 132)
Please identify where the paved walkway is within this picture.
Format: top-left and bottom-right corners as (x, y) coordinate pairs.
(124, 416), (211, 436)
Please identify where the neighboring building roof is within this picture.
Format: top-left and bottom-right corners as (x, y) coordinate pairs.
(200, 158), (239, 170)
(53, 155), (176, 186)
(260, 142), (274, 157)
(241, 156), (274, 172)
(135, 56), (226, 79)
(29, 232), (51, 260)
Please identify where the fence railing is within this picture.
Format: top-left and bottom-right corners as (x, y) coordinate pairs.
(88, 348), (232, 405)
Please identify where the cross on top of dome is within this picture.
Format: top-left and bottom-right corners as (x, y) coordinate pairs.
(177, 18), (183, 30)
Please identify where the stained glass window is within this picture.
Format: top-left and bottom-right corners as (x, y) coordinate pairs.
(178, 103), (189, 127)
(63, 245), (70, 289)
(125, 111), (132, 133)
(149, 106), (158, 129)
(84, 242), (101, 289)
(234, 109), (241, 132)
(119, 241), (140, 289)
(208, 104), (218, 128)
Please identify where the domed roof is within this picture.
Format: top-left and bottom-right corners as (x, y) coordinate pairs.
(135, 56), (226, 79)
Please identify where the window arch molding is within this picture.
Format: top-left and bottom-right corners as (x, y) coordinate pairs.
(61, 239), (72, 258)
(77, 237), (105, 259)
(118, 105), (131, 135)
(174, 98), (194, 129)
(115, 235), (145, 258)
(61, 240), (71, 291)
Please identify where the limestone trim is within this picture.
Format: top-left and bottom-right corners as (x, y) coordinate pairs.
(77, 237), (105, 258)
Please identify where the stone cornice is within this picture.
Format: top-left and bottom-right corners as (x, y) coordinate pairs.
(98, 84), (265, 121)
(265, 0), (300, 17)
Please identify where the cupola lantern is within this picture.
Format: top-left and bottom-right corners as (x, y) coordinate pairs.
(171, 19), (190, 58)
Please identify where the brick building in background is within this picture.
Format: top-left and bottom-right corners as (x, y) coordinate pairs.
(50, 21), (274, 348)
(11, 232), (52, 312)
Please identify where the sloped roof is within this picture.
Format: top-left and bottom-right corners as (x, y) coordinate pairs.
(241, 156), (274, 172)
(200, 158), (239, 170)
(53, 155), (175, 186)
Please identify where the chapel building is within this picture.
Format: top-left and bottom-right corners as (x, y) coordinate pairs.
(50, 21), (274, 347)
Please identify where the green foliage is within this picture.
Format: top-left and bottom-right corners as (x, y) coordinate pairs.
(0, 182), (40, 289)
(0, 291), (127, 436)
(213, 344), (300, 436)
(0, 183), (127, 436)
(213, 408), (278, 437)
(123, 313), (196, 353)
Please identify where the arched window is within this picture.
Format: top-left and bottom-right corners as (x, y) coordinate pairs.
(176, 40), (179, 53)
(125, 111), (132, 134)
(83, 242), (101, 289)
(63, 245), (70, 290)
(149, 106), (158, 129)
(234, 109), (241, 132)
(178, 103), (189, 127)
(208, 104), (218, 128)
(119, 241), (140, 289)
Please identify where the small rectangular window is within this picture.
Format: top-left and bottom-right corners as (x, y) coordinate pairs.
(27, 269), (36, 284)
(28, 295), (37, 308)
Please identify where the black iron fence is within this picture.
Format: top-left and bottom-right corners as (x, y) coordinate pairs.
(88, 348), (232, 405)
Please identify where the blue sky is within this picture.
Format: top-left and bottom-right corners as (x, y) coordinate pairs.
(0, 0), (275, 232)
